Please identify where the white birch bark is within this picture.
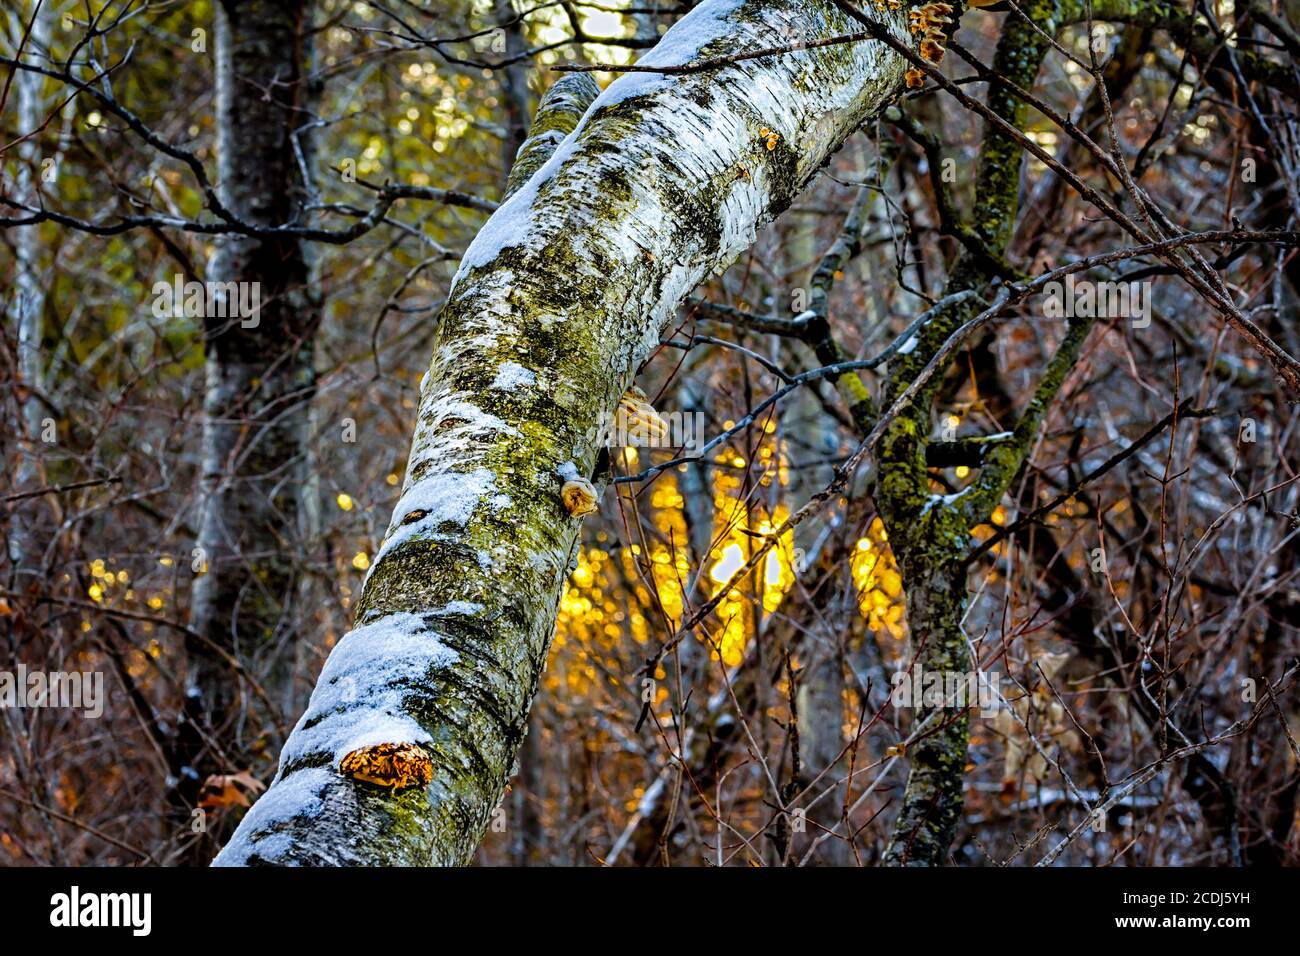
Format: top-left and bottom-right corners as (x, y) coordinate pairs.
(216, 0), (908, 867)
(6, 0), (56, 577)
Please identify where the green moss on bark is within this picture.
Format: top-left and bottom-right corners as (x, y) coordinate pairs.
(876, 0), (1060, 866)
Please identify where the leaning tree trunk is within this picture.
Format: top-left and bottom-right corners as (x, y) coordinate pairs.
(183, 0), (320, 812)
(216, 0), (909, 867)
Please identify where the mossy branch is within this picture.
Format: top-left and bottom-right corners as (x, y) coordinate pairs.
(887, 109), (1018, 279)
(960, 316), (1097, 526)
(875, 0), (1060, 867)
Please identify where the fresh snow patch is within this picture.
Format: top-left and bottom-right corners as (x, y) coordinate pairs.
(921, 490), (972, 514)
(372, 467), (497, 567)
(593, 0), (749, 111)
(431, 601), (483, 616)
(450, 0), (748, 285)
(280, 612), (459, 767)
(398, 467), (495, 527)
(211, 766), (334, 865)
(453, 152), (560, 281)
(491, 361), (536, 391)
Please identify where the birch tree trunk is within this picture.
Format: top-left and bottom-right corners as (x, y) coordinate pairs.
(788, 208), (852, 865)
(5, 0), (56, 581)
(184, 0), (320, 801)
(216, 0), (908, 867)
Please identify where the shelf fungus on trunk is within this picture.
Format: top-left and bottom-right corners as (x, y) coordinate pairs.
(904, 1), (955, 88)
(339, 742), (434, 790)
(615, 386), (669, 446)
(560, 477), (600, 517)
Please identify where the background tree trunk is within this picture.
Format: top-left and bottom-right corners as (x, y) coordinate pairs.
(495, 0), (533, 175)
(5, 0), (57, 581)
(182, 0), (320, 828)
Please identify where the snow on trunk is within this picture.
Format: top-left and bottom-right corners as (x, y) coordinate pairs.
(216, 0), (908, 866)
